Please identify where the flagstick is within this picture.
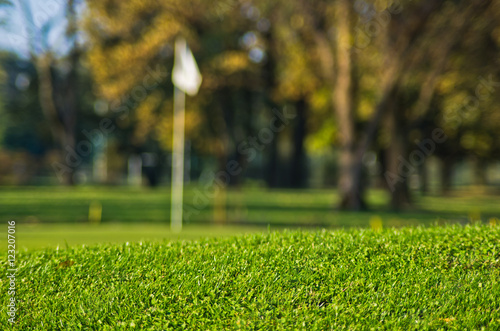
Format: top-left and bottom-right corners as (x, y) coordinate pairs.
(170, 36), (202, 232)
(171, 86), (185, 232)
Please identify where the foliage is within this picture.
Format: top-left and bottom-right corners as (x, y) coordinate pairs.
(1, 0), (500, 202)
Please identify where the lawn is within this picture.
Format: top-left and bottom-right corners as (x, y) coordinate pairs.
(1, 185), (499, 251)
(2, 225), (499, 329)
(1, 185), (499, 226)
(8, 223), (265, 252)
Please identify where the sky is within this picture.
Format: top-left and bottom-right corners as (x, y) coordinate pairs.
(0, 0), (79, 58)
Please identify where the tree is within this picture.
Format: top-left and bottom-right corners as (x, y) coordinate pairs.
(379, 0), (495, 205)
(15, 0), (83, 185)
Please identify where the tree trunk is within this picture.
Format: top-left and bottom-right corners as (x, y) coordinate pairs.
(265, 135), (280, 188)
(385, 95), (412, 210)
(36, 55), (76, 185)
(418, 161), (428, 195)
(334, 0), (366, 210)
(441, 157), (454, 195)
(32, 0), (81, 185)
(213, 151), (228, 224)
(474, 158), (487, 186)
(262, 19), (281, 189)
(386, 137), (412, 210)
(230, 88), (254, 187)
(60, 49), (79, 184)
(290, 98), (307, 188)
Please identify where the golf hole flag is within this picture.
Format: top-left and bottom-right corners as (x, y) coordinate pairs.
(172, 37), (202, 95)
(170, 37), (202, 232)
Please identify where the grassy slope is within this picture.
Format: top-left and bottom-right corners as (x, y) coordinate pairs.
(2, 186), (499, 251)
(2, 225), (499, 330)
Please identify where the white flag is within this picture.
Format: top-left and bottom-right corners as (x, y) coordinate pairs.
(172, 37), (202, 96)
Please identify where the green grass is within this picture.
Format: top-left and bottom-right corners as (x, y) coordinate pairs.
(1, 186), (499, 227)
(2, 225), (499, 329)
(6, 223), (267, 252)
(1, 185), (499, 251)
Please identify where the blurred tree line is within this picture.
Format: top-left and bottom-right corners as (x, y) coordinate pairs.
(1, 0), (499, 210)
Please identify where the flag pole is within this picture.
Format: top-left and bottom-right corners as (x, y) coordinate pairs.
(170, 36), (202, 232)
(171, 86), (185, 232)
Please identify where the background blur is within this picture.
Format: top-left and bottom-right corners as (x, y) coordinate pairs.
(0, 0), (499, 249)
